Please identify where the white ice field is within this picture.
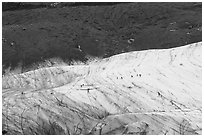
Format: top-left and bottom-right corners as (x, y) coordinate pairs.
(2, 42), (202, 135)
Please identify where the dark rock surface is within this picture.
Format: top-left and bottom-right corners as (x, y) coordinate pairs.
(2, 2), (202, 72)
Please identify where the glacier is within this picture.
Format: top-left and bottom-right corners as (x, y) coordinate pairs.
(2, 42), (202, 135)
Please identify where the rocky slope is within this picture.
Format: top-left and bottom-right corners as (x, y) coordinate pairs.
(2, 42), (202, 135)
(2, 2), (202, 72)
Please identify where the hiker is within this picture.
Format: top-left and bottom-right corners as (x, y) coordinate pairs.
(80, 84), (84, 87)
